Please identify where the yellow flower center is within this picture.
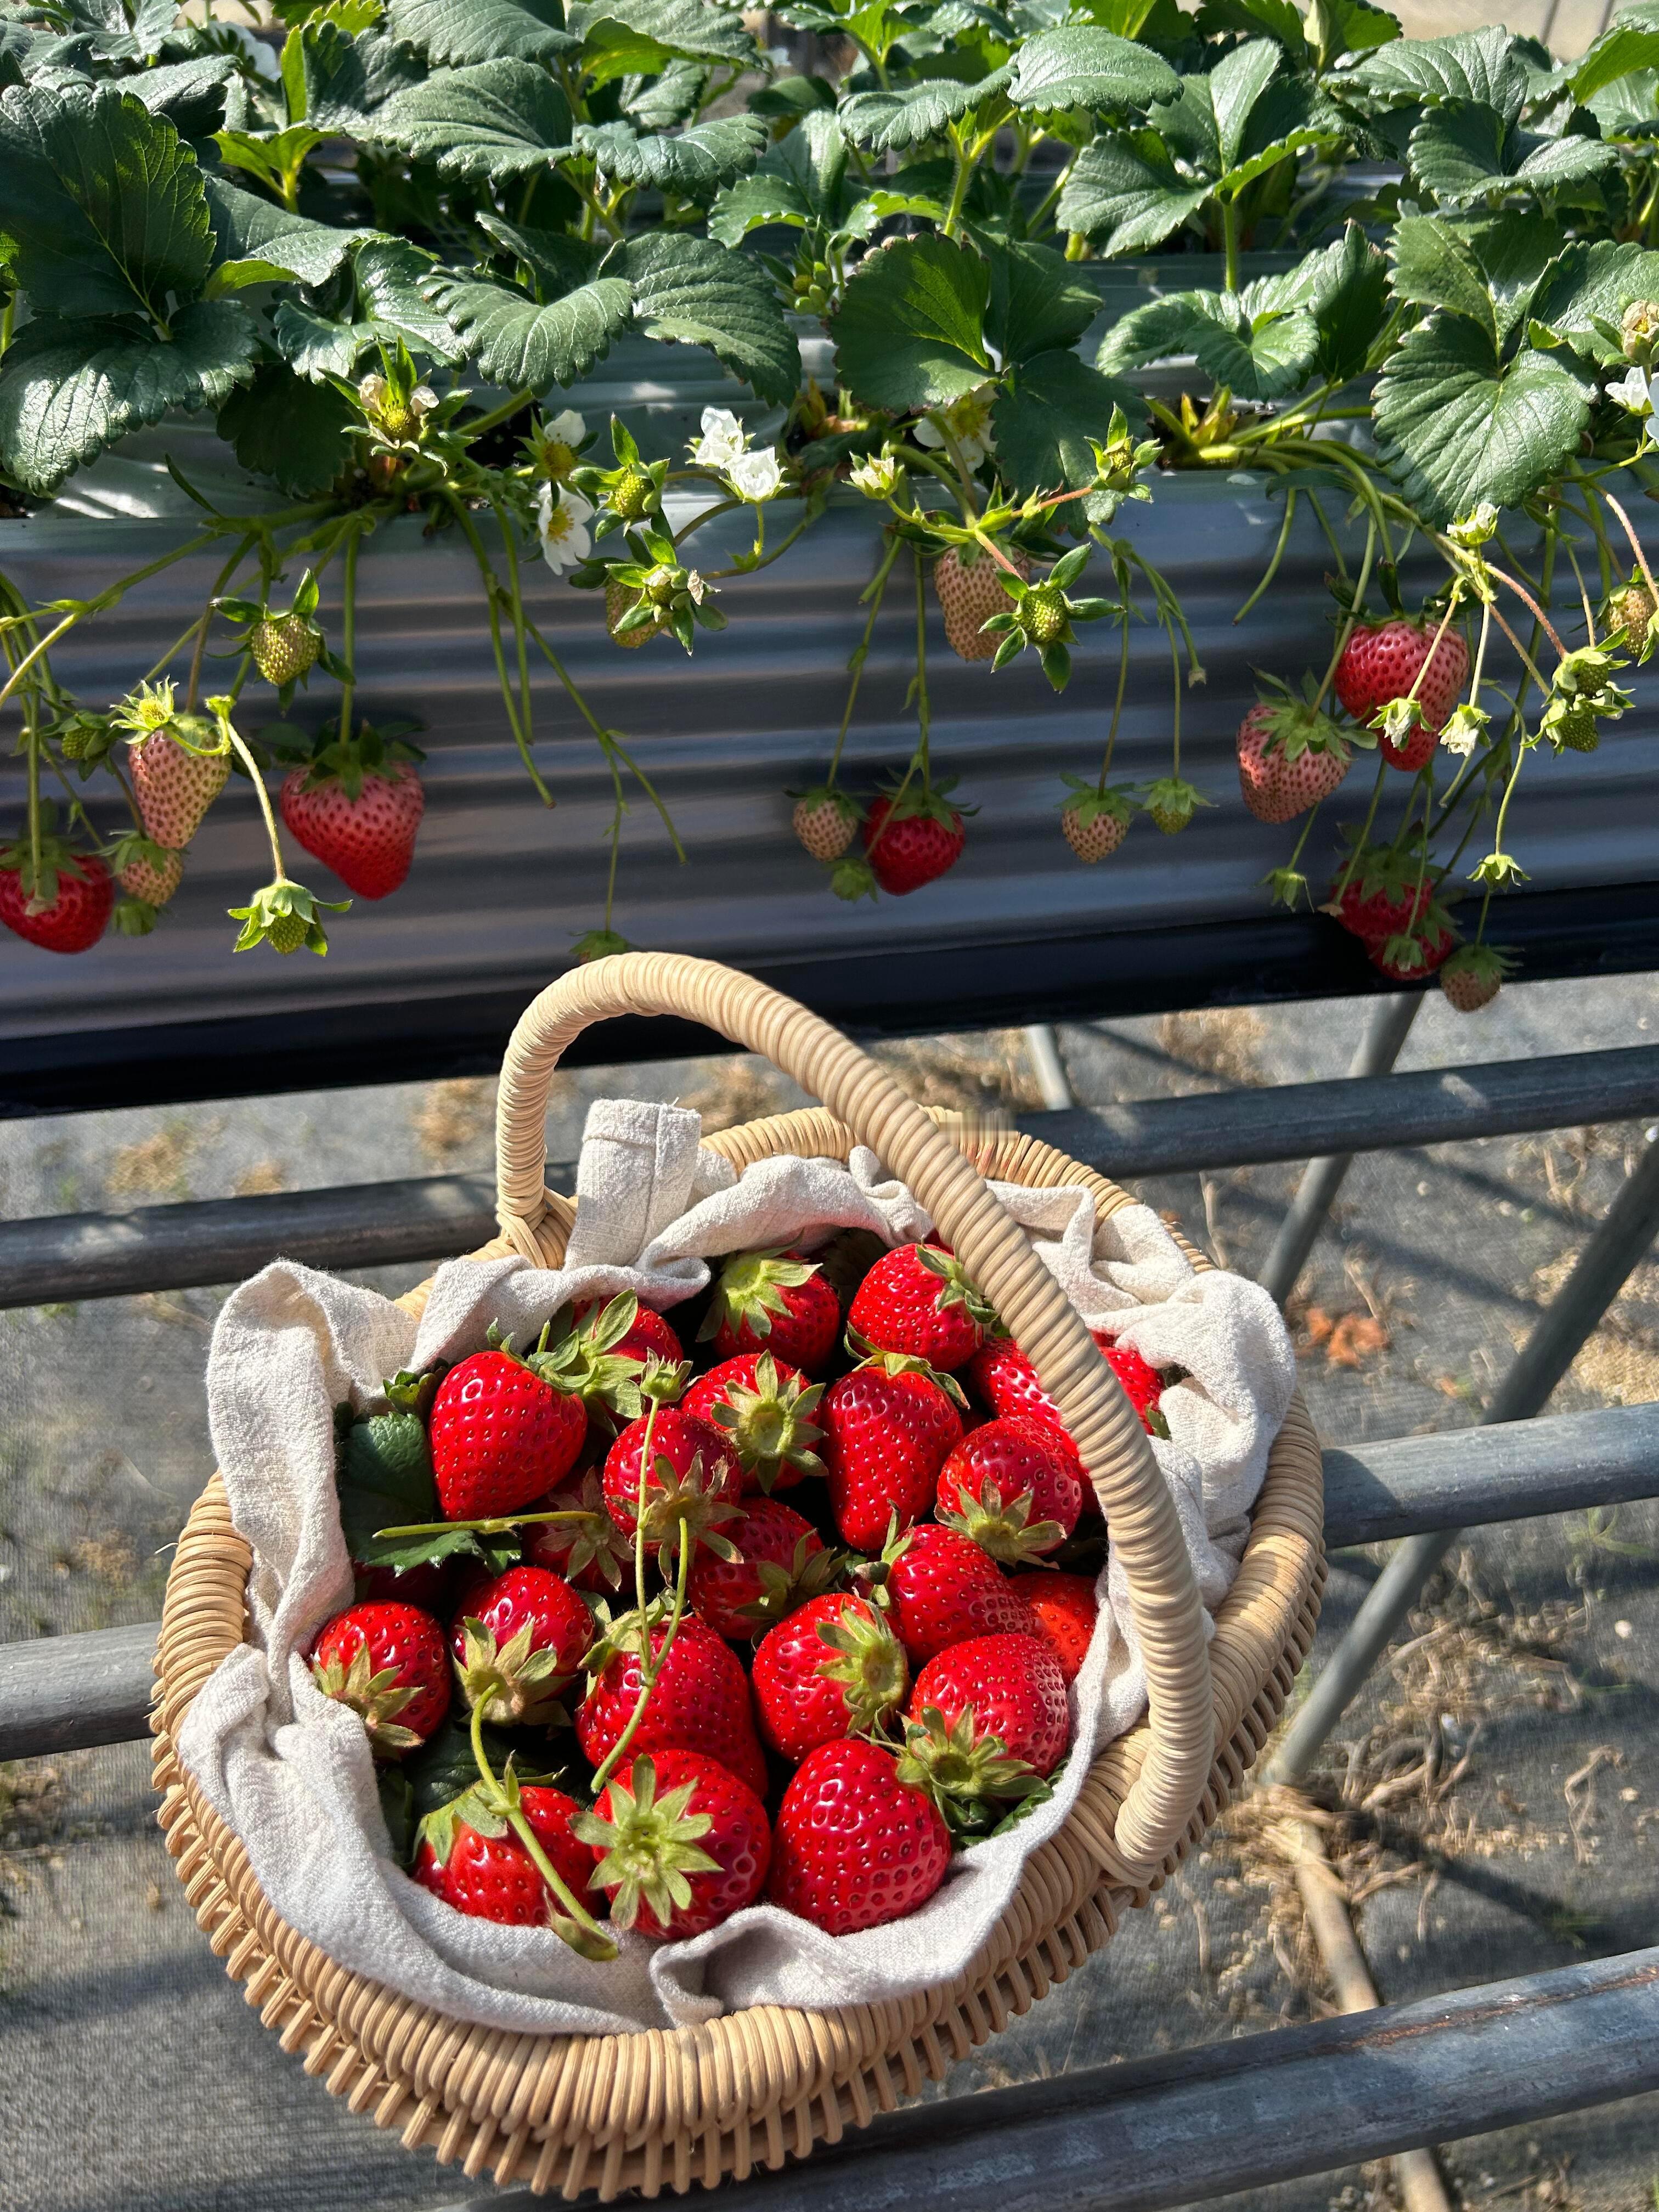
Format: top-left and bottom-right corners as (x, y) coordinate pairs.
(544, 502), (578, 544)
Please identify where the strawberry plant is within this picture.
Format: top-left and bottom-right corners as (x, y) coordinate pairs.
(3, 7), (1659, 981)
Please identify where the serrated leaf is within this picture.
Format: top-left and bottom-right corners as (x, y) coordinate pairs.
(1265, 224), (1389, 382)
(1409, 100), (1614, 208)
(991, 347), (1143, 495)
(620, 231), (800, 403)
(984, 236), (1101, 364)
(1373, 314), (1592, 522)
(831, 231), (992, 412)
(202, 175), (371, 292)
(1208, 36), (1282, 171)
(1007, 24), (1178, 112)
(1391, 210), (1498, 338)
(0, 81), (212, 320)
(303, 23), (426, 131)
(477, 212), (601, 300)
(707, 168), (817, 244)
(377, 58), (573, 181)
(120, 55), (239, 138)
(577, 113), (766, 200)
(217, 362), (356, 494)
(1344, 26), (1526, 127)
(1056, 130), (1209, 253)
(0, 298), (257, 494)
(839, 65), (1012, 151)
(356, 238), (468, 362)
(427, 272), (634, 387)
(1099, 285), (1318, 398)
(273, 298), (368, 380)
(578, 0), (756, 83)
(1531, 235), (1659, 359)
(1571, 18), (1659, 102)
(625, 57), (707, 128)
(1194, 0), (1308, 60)
(383, 0), (575, 65)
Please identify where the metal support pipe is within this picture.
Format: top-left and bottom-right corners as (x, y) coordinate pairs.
(1259, 993), (1423, 1307)
(1024, 1023), (1076, 1111)
(1268, 1129), (1659, 1784)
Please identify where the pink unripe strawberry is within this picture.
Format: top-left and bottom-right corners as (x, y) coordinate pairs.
(1335, 617), (1469, 735)
(1438, 943), (1511, 1012)
(279, 761), (424, 899)
(129, 726), (229, 848)
(791, 787), (860, 861)
(933, 546), (1029, 662)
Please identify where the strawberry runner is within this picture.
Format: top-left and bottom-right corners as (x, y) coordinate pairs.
(178, 1100), (1295, 2037)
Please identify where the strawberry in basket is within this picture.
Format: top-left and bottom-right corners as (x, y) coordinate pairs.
(861, 1522), (1034, 1664)
(575, 1750), (771, 1939)
(579, 1608), (769, 1801)
(699, 1247), (841, 1375)
(819, 1350), (964, 1551)
(686, 1496), (838, 1638)
(1014, 1571), (1098, 1681)
(934, 1417), (1084, 1564)
(428, 1327), (589, 1520)
(450, 1564), (592, 1728)
(415, 1781), (597, 1926)
(766, 1739), (951, 1935)
(537, 1294), (689, 1445)
(601, 1404), (743, 1573)
(909, 1633), (1069, 1779)
(309, 1600), (451, 1757)
(751, 1593), (908, 1761)
(970, 1331), (1171, 1444)
(848, 1242), (996, 1371)
(681, 1352), (826, 1493)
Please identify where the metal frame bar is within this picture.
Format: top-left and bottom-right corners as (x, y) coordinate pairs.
(5, 1400), (1654, 1763)
(3, 1041), (1656, 1310)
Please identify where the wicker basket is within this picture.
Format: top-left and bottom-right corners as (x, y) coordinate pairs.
(151, 952), (1325, 2199)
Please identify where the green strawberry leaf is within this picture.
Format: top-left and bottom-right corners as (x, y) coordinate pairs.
(577, 114), (768, 202)
(356, 239), (470, 365)
(1408, 100), (1614, 208)
(1373, 312), (1593, 523)
(0, 300), (257, 496)
(1100, 286), (1319, 399)
(839, 65), (1012, 154)
(0, 81), (213, 320)
(831, 232), (992, 413)
(377, 58), (575, 183)
(1055, 131), (1210, 256)
(201, 176), (374, 294)
(619, 232), (801, 405)
(579, 0), (758, 83)
(1572, 16), (1659, 104)
(426, 270), (635, 389)
(383, 0), (575, 66)
(303, 22), (427, 131)
(1529, 235), (1659, 360)
(1344, 25), (1527, 125)
(1006, 24), (1178, 112)
(992, 348), (1145, 496)
(217, 364), (356, 496)
(983, 236), (1103, 366)
(121, 55), (240, 138)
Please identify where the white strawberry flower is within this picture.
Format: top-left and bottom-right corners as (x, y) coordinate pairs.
(1606, 364), (1653, 417)
(691, 406), (748, 470)
(914, 386), (996, 469)
(727, 448), (784, 503)
(850, 453), (900, 499)
(532, 408), (586, 481)
(536, 483), (594, 573)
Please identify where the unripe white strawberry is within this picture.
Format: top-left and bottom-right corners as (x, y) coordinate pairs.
(1062, 801), (1126, 861)
(933, 546), (1029, 662)
(1438, 944), (1511, 1012)
(251, 611), (324, 686)
(129, 727), (229, 848)
(118, 846), (183, 906)
(792, 788), (859, 861)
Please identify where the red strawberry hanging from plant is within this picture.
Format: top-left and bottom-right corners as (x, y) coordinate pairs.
(1335, 611), (1469, 745)
(0, 814), (114, 953)
(1369, 900), (1459, 981)
(276, 716), (426, 900)
(1328, 839), (1434, 942)
(1235, 697), (1353, 824)
(700, 1247), (840, 1374)
(853, 784), (967, 897)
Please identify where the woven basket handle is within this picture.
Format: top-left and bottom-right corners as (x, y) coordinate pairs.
(493, 951), (1212, 1876)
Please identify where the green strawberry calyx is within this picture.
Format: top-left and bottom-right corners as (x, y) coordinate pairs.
(730, 1534), (843, 1629)
(937, 1474), (1065, 1567)
(843, 1331), (970, 1409)
(895, 1705), (1049, 1839)
(454, 1614), (573, 1730)
(227, 877), (350, 958)
(813, 1597), (907, 1733)
(1250, 689), (1357, 761)
(698, 1248), (823, 1346)
(312, 1639), (427, 1754)
(1058, 776), (1133, 829)
(705, 1351), (826, 1489)
(914, 1243), (999, 1331)
(630, 1448), (744, 1577)
(529, 1294), (681, 1425)
(569, 1755), (719, 1931)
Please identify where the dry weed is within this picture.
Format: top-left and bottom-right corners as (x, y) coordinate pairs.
(1156, 1007), (1266, 1088)
(870, 1030), (1043, 1113)
(105, 1121), (207, 1203)
(233, 1159), (286, 1197)
(70, 1533), (137, 1584)
(412, 1077), (500, 1164)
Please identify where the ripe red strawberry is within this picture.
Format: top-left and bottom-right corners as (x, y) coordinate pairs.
(575, 1750), (770, 1938)
(682, 1352), (824, 1493)
(792, 786), (860, 862)
(701, 1248), (840, 1375)
(524, 1466), (634, 1592)
(909, 1631), (1069, 1777)
(308, 1599), (450, 1757)
(1368, 904), (1458, 981)
(867, 1522), (1034, 1665)
(848, 1241), (994, 1371)
(1378, 714), (1437, 772)
(428, 1338), (587, 1521)
(415, 1783), (596, 1925)
(751, 1592), (907, 1760)
(686, 1496), (836, 1638)
(1438, 943), (1511, 1012)
(820, 1351), (964, 1551)
(862, 791), (966, 895)
(969, 1332), (1168, 1444)
(933, 546), (1029, 662)
(1060, 782), (1132, 862)
(128, 725), (229, 847)
(766, 1737), (951, 1934)
(0, 845), (114, 953)
(935, 1416), (1084, 1564)
(351, 1555), (452, 1610)
(1014, 1571), (1098, 1682)
(1235, 701), (1352, 823)
(1331, 844), (1431, 941)
(450, 1564), (591, 1727)
(1335, 616), (1469, 734)
(280, 761), (424, 899)
(578, 1613), (768, 1799)
(572, 1296), (683, 1370)
(601, 1406), (743, 1567)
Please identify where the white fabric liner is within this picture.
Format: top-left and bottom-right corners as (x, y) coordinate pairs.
(179, 1099), (1296, 2035)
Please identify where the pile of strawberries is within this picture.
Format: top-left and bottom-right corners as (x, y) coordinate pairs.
(311, 1235), (1173, 1959)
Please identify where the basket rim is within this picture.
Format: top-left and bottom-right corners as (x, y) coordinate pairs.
(151, 1115), (1325, 2200)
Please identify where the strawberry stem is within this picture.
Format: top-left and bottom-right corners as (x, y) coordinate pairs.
(337, 527), (360, 754)
(1098, 596), (1131, 794)
(1601, 490), (1658, 608)
(1313, 516), (1376, 713)
(467, 1699), (616, 1958)
(371, 1509), (588, 1539)
(213, 701), (290, 887)
(827, 529), (901, 793)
